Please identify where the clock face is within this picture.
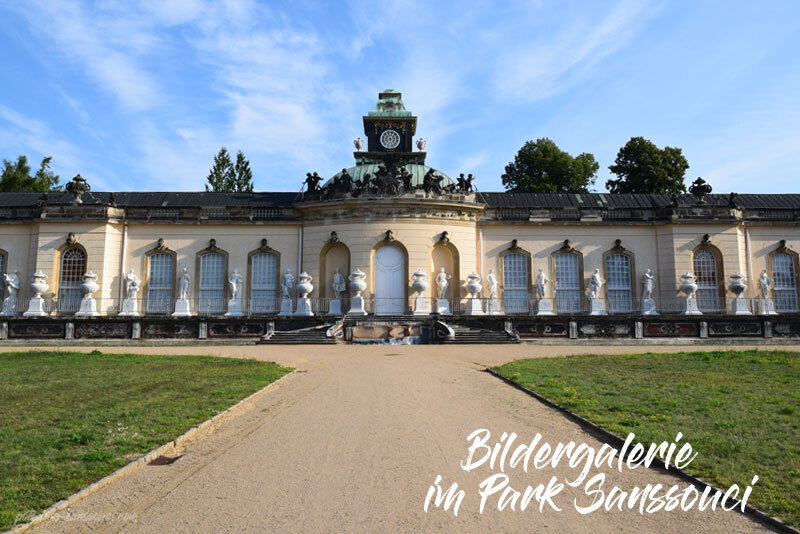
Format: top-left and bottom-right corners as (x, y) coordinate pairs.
(379, 129), (401, 150)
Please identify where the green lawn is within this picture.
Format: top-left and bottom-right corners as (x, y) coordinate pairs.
(0, 350), (292, 530)
(493, 350), (800, 528)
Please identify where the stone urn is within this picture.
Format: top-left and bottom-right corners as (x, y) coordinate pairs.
(296, 272), (313, 299)
(81, 271), (99, 297)
(349, 269), (367, 297)
(30, 271), (49, 298)
(411, 269), (429, 297)
(728, 273), (747, 297)
(679, 272), (698, 298)
(464, 272), (482, 298)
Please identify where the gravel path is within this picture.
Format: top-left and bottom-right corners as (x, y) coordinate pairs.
(18, 343), (791, 534)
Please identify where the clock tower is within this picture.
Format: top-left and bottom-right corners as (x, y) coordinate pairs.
(357, 90), (425, 165)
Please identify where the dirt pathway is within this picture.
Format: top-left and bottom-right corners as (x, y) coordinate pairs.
(18, 343), (791, 533)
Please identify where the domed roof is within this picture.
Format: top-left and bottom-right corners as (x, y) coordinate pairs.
(325, 163), (454, 189)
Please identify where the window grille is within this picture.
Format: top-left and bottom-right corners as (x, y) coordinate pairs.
(252, 208), (282, 219)
(502, 253), (528, 313)
(250, 253), (277, 313)
(772, 253), (799, 312)
(149, 209), (180, 218)
(58, 248), (87, 313)
(693, 249), (719, 312)
(198, 253), (226, 314)
(605, 253), (632, 313)
(554, 253), (581, 313)
(146, 253), (174, 314)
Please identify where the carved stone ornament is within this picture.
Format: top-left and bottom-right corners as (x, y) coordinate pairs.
(558, 239), (575, 253)
(207, 238), (219, 252)
(154, 238), (168, 252)
(328, 231), (340, 244)
(508, 239), (523, 252)
(610, 239), (627, 253)
(437, 231), (450, 246)
(385, 230), (395, 242)
(701, 234), (711, 246)
(66, 232), (77, 246)
(688, 177), (712, 204)
(258, 238), (271, 251)
(776, 239), (792, 254)
(65, 174), (91, 203)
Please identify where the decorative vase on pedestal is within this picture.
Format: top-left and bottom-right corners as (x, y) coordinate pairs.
(464, 272), (485, 316)
(728, 273), (751, 315)
(679, 272), (702, 315)
(24, 271), (49, 317)
(75, 271), (100, 317)
(411, 269), (430, 316)
(294, 272), (314, 316)
(347, 269), (368, 316)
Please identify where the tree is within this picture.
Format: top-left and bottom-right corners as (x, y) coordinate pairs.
(501, 138), (598, 193)
(205, 148), (254, 192)
(606, 137), (689, 194)
(0, 155), (61, 192)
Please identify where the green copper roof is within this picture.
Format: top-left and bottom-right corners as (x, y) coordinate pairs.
(367, 89), (412, 117)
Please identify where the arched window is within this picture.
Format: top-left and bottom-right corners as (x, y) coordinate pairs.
(58, 247), (87, 313)
(554, 253), (581, 313)
(146, 252), (175, 314)
(769, 242), (799, 313)
(604, 241), (634, 314)
(503, 253), (528, 313)
(198, 252), (226, 314)
(250, 252), (278, 313)
(693, 245), (721, 312)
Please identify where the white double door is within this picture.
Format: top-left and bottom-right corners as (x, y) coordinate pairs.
(374, 245), (405, 315)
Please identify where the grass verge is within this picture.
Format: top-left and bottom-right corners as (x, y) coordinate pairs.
(493, 350), (799, 527)
(0, 350), (292, 530)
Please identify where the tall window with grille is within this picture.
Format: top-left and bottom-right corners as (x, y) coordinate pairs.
(693, 249), (720, 312)
(198, 253), (226, 314)
(554, 253), (581, 313)
(58, 248), (87, 313)
(605, 253), (633, 313)
(0, 251), (5, 301)
(250, 252), (277, 313)
(502, 253), (529, 313)
(771, 253), (799, 312)
(146, 253), (174, 314)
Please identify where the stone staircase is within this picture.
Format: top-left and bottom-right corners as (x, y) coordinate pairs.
(258, 324), (337, 345)
(442, 324), (519, 344)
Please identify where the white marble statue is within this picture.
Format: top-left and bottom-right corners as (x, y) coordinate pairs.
(125, 269), (140, 300)
(642, 268), (655, 301)
(535, 269), (548, 299)
(178, 267), (191, 300)
(281, 269), (295, 299)
(757, 269), (777, 315)
(436, 267), (451, 300)
(332, 268), (346, 299)
(486, 269), (498, 299)
(229, 268), (243, 300)
(2, 270), (20, 315)
(589, 268), (604, 299)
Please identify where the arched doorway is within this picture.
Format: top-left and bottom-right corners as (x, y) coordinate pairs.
(374, 244), (405, 315)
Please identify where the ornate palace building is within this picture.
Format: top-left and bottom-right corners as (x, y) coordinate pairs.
(1, 90), (799, 343)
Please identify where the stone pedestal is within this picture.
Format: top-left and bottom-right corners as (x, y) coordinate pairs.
(328, 298), (342, 316)
(119, 298), (139, 316)
(278, 297), (293, 316)
(641, 298), (658, 316)
(1, 296), (18, 316)
(23, 297), (48, 317)
(731, 297), (752, 316)
(413, 296), (430, 316)
(172, 298), (192, 317)
(486, 298), (501, 315)
(536, 299), (555, 316)
(225, 299), (243, 316)
(683, 297), (702, 315)
(347, 295), (367, 316)
(589, 298), (606, 316)
(75, 296), (99, 317)
(294, 297), (314, 316)
(758, 298), (777, 315)
(436, 299), (452, 315)
(464, 298), (484, 316)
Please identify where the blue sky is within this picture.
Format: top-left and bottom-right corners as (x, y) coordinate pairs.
(1, 0), (799, 193)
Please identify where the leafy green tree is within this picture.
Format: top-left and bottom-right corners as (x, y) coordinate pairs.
(501, 138), (598, 193)
(205, 148), (255, 192)
(0, 155), (61, 192)
(606, 137), (689, 194)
